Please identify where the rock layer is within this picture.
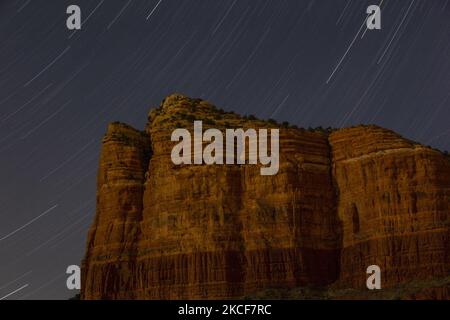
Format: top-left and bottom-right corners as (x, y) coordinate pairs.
(330, 127), (450, 290)
(81, 94), (450, 300)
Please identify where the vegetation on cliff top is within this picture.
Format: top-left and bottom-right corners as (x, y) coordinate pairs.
(108, 94), (448, 159)
(147, 93), (336, 134)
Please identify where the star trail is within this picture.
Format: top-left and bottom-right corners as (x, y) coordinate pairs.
(0, 0), (449, 299)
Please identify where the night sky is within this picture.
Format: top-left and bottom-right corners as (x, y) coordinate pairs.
(0, 0), (449, 299)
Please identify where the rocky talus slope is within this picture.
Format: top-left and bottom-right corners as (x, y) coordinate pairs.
(81, 94), (450, 299)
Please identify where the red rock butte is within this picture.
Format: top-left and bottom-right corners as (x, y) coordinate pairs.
(81, 94), (450, 300)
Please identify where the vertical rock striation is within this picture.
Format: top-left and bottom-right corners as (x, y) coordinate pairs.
(81, 94), (450, 300)
(329, 127), (450, 289)
(82, 123), (150, 299)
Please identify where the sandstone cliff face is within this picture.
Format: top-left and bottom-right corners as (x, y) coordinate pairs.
(82, 123), (150, 298)
(330, 127), (450, 290)
(81, 94), (450, 300)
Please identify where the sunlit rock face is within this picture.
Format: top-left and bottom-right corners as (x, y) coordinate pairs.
(81, 95), (450, 300)
(329, 126), (450, 293)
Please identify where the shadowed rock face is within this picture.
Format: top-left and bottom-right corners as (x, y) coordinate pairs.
(81, 94), (450, 300)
